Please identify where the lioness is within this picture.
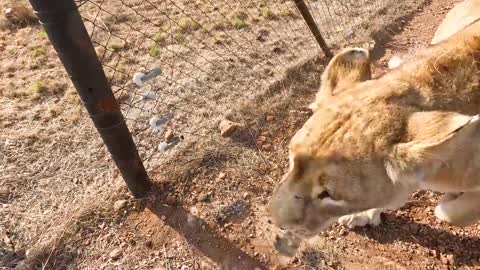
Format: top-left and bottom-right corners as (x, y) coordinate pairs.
(268, 0), (480, 239)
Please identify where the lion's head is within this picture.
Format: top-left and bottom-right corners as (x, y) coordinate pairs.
(267, 32), (480, 237)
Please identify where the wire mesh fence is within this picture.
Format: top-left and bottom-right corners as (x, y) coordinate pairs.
(72, 0), (424, 170)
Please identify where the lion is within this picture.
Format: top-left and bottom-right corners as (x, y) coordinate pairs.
(268, 0), (480, 239)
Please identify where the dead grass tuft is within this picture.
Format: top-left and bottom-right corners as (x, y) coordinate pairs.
(153, 32), (168, 43)
(278, 7), (297, 18)
(30, 80), (67, 100)
(260, 7), (276, 20)
(231, 17), (247, 29)
(230, 11), (248, 29)
(149, 45), (161, 58)
(1, 2), (38, 30)
(178, 17), (201, 32)
(14, 193), (128, 270)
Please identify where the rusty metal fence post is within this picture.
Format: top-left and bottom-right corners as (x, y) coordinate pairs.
(28, 0), (152, 197)
(293, 0), (333, 58)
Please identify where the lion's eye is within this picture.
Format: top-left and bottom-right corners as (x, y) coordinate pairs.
(317, 190), (330, 200)
(294, 195), (303, 200)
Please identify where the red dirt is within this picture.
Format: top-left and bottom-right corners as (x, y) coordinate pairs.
(120, 1), (480, 269)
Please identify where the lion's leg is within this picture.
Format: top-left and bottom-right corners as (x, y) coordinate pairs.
(435, 191), (480, 227)
(338, 191), (410, 229)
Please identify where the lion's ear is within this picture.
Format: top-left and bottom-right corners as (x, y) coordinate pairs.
(288, 153), (308, 179)
(387, 112), (480, 184)
(309, 48), (371, 111)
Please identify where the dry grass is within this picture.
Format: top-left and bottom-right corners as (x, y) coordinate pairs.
(178, 17), (201, 32)
(0, 1), (37, 30)
(0, 0), (430, 268)
(260, 7), (276, 20)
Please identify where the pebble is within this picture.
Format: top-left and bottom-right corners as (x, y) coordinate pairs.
(219, 120), (239, 137)
(158, 142), (168, 152)
(446, 254), (454, 265)
(266, 115), (274, 122)
(109, 248), (122, 260)
(145, 240), (153, 249)
(197, 192), (208, 202)
(141, 91), (156, 100)
(113, 199), (127, 211)
(133, 72), (146, 87)
(165, 195), (176, 205)
(257, 135), (267, 142)
(164, 130), (174, 142)
(150, 116), (165, 133)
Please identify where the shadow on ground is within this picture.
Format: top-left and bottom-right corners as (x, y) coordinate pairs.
(146, 186), (267, 270)
(351, 214), (480, 268)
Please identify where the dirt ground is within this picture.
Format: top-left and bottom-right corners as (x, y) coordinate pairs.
(3, 0), (480, 269)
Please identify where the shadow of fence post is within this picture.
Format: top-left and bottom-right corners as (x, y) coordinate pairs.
(28, 0), (152, 197)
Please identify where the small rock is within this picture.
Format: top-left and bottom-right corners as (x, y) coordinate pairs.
(164, 130), (174, 142)
(218, 172), (226, 179)
(219, 120), (239, 137)
(158, 142), (168, 152)
(165, 195), (176, 205)
(109, 248), (122, 260)
(262, 144), (272, 151)
(243, 192), (250, 199)
(145, 240), (153, 249)
(113, 200), (128, 211)
(266, 115), (274, 122)
(446, 254), (454, 265)
(197, 192), (208, 202)
(150, 116), (165, 133)
(141, 91), (156, 100)
(440, 254), (454, 265)
(257, 135), (267, 142)
(133, 72), (146, 87)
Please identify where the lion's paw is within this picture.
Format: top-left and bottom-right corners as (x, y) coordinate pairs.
(338, 208), (383, 229)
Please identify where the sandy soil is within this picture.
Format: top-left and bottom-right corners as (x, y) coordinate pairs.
(3, 0), (480, 269)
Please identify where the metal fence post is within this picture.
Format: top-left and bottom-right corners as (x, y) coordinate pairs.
(293, 0), (333, 58)
(28, 0), (152, 197)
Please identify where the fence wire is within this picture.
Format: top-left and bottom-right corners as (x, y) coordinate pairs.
(74, 0), (425, 168)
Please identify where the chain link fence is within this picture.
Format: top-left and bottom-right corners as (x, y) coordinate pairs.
(69, 0), (425, 173)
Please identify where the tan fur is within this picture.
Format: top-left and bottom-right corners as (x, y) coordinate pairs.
(309, 47), (371, 112)
(268, 0), (480, 238)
